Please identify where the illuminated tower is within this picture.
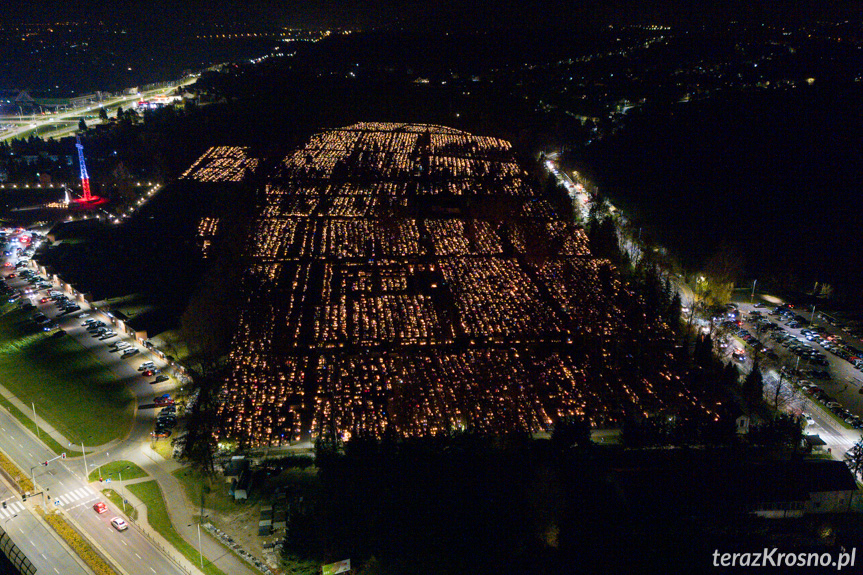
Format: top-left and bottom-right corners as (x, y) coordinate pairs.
(75, 136), (92, 201)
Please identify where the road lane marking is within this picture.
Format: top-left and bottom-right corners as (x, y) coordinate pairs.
(135, 553), (141, 559)
(122, 540), (127, 546)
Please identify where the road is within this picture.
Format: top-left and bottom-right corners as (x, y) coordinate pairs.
(544, 153), (591, 222)
(0, 478), (88, 575)
(1, 231), (259, 575)
(0, 77), (196, 142)
(0, 235), (190, 575)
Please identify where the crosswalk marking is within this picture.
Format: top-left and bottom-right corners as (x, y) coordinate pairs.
(59, 495), (70, 504)
(73, 488), (90, 499)
(0, 502), (23, 518)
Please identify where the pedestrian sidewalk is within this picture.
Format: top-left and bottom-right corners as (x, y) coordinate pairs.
(96, 476), (203, 575)
(99, 443), (257, 575)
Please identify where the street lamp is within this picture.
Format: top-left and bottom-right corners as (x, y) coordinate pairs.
(187, 523), (204, 568)
(751, 279), (757, 303)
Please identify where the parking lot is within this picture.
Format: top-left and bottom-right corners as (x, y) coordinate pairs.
(0, 228), (181, 443)
(719, 297), (863, 457)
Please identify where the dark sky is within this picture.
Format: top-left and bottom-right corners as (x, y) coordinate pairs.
(4, 1), (861, 30)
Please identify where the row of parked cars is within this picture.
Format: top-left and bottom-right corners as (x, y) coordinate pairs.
(770, 331), (829, 366)
(799, 383), (863, 429)
(773, 306), (863, 370)
(83, 318), (143, 358)
(768, 306), (811, 329)
(152, 403), (177, 438)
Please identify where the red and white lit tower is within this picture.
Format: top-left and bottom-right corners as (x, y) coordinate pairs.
(75, 136), (92, 201)
(73, 136), (102, 204)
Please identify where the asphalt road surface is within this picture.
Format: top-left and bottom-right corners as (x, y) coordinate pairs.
(0, 238), (188, 575)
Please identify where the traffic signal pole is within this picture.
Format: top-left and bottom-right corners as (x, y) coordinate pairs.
(30, 453), (65, 507)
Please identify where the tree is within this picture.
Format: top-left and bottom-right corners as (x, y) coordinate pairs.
(701, 244), (744, 306)
(667, 292), (682, 331)
(694, 333), (715, 368)
(743, 360), (764, 406)
(98, 107), (108, 121)
(172, 368), (221, 475)
(551, 416), (592, 452)
(767, 368), (799, 412)
(748, 413), (802, 450)
(77, 118), (87, 131)
(844, 439), (863, 479)
(116, 105), (123, 119)
(723, 362), (740, 387)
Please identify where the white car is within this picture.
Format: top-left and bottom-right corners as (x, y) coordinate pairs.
(802, 413), (815, 427)
(110, 517), (128, 531)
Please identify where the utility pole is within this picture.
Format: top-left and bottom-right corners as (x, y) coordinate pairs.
(197, 524), (204, 569)
(750, 279), (757, 303)
(81, 443), (87, 480)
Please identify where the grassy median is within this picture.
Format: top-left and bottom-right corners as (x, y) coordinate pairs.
(126, 480), (227, 575)
(88, 460), (148, 483)
(0, 303), (134, 445)
(39, 508), (118, 575)
(0, 449), (33, 493)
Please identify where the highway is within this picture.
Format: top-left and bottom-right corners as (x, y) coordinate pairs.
(0, 77), (196, 142)
(0, 479), (88, 575)
(0, 234), (190, 575)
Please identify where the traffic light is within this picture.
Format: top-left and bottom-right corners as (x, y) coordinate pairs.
(2, 501), (6, 509)
(21, 494), (26, 502)
(61, 453), (66, 459)
(42, 461), (48, 466)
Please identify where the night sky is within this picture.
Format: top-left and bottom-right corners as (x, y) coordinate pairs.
(5, 1), (862, 30)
